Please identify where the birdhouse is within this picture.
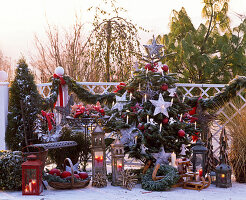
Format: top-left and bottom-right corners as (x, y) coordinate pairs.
(111, 138), (124, 186)
(191, 140), (207, 177)
(216, 163), (232, 188)
(22, 155), (43, 195)
(91, 124), (106, 182)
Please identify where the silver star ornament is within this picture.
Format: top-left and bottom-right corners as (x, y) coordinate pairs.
(112, 91), (128, 111)
(144, 36), (164, 58)
(150, 93), (171, 117)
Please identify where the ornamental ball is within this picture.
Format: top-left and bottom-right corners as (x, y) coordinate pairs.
(162, 64), (169, 72)
(161, 83), (168, 91)
(178, 129), (185, 137)
(55, 66), (64, 76)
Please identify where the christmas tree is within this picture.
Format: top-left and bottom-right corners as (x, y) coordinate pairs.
(106, 37), (198, 163)
(6, 59), (42, 150)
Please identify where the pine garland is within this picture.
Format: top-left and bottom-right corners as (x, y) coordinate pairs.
(42, 75), (115, 110)
(141, 165), (179, 191)
(187, 76), (246, 111)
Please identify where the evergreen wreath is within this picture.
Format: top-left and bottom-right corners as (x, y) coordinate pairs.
(141, 165), (179, 191)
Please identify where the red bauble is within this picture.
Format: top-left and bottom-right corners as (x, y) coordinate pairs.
(178, 129), (185, 137)
(162, 64), (169, 72)
(145, 63), (152, 70)
(137, 123), (145, 130)
(161, 84), (168, 91)
(60, 171), (72, 178)
(162, 118), (169, 124)
(49, 168), (61, 176)
(74, 174), (80, 179)
(79, 172), (89, 179)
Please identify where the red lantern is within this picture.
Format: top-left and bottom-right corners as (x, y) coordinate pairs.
(22, 155), (43, 195)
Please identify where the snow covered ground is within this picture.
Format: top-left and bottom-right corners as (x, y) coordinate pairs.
(1, 181), (246, 200)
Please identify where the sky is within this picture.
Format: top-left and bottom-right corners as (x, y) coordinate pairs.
(0, 0), (245, 65)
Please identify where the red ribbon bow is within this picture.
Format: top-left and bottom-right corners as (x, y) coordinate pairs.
(41, 110), (55, 131)
(53, 74), (66, 107)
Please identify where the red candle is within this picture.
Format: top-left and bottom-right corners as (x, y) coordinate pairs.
(199, 169), (203, 177)
(32, 179), (37, 193)
(117, 163), (123, 171)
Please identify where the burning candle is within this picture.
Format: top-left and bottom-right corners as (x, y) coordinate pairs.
(95, 154), (103, 168)
(147, 115), (149, 123)
(130, 93), (132, 101)
(171, 152), (177, 167)
(195, 121), (197, 130)
(135, 136), (138, 144)
(31, 179), (37, 193)
(117, 163), (123, 171)
(199, 169), (203, 177)
(146, 68), (148, 76)
(171, 98), (173, 106)
(179, 114), (183, 121)
(29, 181), (32, 193)
(159, 123), (162, 132)
(182, 96), (185, 103)
(126, 115), (129, 124)
(144, 94), (147, 102)
(25, 185), (29, 193)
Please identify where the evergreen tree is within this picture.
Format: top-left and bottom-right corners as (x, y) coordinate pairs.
(106, 37), (198, 163)
(6, 59), (42, 150)
(156, 0), (246, 84)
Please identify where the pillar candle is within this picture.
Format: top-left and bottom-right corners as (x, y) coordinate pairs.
(171, 152), (176, 167)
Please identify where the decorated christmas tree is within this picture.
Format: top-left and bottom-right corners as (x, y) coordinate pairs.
(106, 37), (199, 164)
(5, 59), (42, 150)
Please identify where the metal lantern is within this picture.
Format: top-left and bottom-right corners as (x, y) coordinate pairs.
(191, 139), (208, 177)
(91, 124), (106, 181)
(216, 163), (232, 188)
(210, 171), (216, 184)
(111, 138), (124, 186)
(22, 155), (43, 195)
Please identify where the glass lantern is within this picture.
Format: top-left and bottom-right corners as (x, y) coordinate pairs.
(191, 139), (208, 177)
(216, 163), (232, 188)
(22, 155), (43, 195)
(91, 124), (106, 181)
(210, 171), (216, 184)
(111, 138), (124, 186)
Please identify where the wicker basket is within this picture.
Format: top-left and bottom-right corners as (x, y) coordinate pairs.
(48, 158), (90, 189)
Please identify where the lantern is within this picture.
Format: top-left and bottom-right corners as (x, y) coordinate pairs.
(111, 138), (124, 186)
(210, 171), (216, 184)
(91, 124), (106, 181)
(216, 163), (232, 188)
(191, 140), (207, 177)
(22, 155), (43, 195)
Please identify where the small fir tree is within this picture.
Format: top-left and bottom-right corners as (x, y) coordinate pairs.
(6, 59), (42, 150)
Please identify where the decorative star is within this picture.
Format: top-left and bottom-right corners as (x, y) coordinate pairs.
(150, 93), (171, 117)
(169, 117), (176, 124)
(168, 88), (177, 97)
(151, 146), (171, 165)
(120, 124), (138, 147)
(112, 91), (128, 111)
(144, 36), (164, 58)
